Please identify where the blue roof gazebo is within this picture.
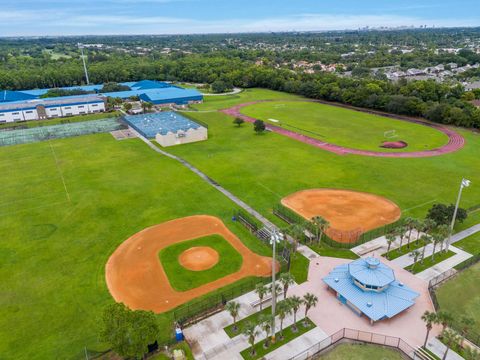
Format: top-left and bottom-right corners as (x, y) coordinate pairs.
(323, 257), (419, 324)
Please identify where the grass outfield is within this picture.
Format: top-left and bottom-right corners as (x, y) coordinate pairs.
(172, 90), (480, 226)
(159, 235), (243, 291)
(191, 88), (303, 111)
(0, 134), (273, 359)
(436, 262), (480, 333)
(240, 101), (449, 152)
(318, 343), (404, 359)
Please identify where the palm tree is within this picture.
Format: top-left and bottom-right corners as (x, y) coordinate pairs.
(441, 328), (460, 360)
(437, 311), (453, 332)
(269, 282), (281, 298)
(258, 314), (273, 348)
(431, 233), (443, 262)
(416, 219), (425, 241)
(459, 316), (475, 348)
(276, 300), (292, 339)
(385, 232), (397, 259)
(421, 311), (438, 348)
(225, 301), (241, 332)
(436, 224), (449, 253)
(303, 293), (318, 326)
(396, 225), (407, 249)
(404, 217), (416, 248)
(255, 283), (268, 311)
(420, 235), (432, 264)
(288, 296), (303, 332)
(423, 218), (437, 236)
(243, 322), (259, 356)
(311, 216), (329, 245)
(289, 223), (305, 255)
(279, 273), (295, 300)
(409, 250), (421, 271)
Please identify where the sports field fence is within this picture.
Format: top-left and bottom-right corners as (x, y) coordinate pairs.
(272, 203), (404, 249)
(0, 118), (126, 146)
(285, 328), (418, 360)
(173, 277), (271, 327)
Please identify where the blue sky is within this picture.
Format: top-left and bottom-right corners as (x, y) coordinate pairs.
(1, 0), (479, 36)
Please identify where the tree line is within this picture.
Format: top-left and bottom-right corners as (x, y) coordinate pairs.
(1, 52), (479, 128)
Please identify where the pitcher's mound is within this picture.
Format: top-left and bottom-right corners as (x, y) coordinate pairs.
(282, 189), (401, 243)
(179, 246), (219, 271)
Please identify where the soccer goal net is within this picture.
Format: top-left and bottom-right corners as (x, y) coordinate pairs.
(384, 130), (398, 138)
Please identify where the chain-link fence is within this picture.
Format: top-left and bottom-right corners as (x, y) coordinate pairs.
(286, 328), (418, 360)
(0, 118), (125, 146)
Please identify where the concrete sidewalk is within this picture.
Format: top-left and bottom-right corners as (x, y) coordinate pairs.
(427, 337), (464, 360)
(416, 246), (473, 281)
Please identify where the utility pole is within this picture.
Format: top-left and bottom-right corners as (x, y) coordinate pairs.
(447, 178), (470, 251)
(78, 43), (90, 85)
(270, 228), (282, 343)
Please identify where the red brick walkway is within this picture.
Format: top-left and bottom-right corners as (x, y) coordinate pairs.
(221, 101), (465, 158)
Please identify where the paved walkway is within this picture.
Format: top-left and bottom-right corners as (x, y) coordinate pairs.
(297, 244), (320, 260)
(130, 127), (277, 230)
(221, 101), (465, 158)
(427, 337), (464, 360)
(415, 246), (473, 281)
(183, 281), (318, 360)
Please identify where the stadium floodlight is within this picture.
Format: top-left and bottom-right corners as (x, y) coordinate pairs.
(269, 228), (283, 343)
(447, 178), (471, 250)
(78, 43), (90, 85)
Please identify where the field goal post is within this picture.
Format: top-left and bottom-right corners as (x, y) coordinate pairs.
(384, 130), (397, 139)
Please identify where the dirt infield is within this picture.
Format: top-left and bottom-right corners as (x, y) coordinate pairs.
(282, 189), (401, 243)
(105, 215), (274, 313)
(178, 246), (219, 271)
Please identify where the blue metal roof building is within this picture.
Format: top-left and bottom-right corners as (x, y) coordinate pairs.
(323, 257), (419, 323)
(1, 80), (202, 106)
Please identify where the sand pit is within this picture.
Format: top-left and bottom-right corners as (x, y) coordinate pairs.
(105, 215), (275, 313)
(282, 189), (401, 243)
(179, 246), (219, 271)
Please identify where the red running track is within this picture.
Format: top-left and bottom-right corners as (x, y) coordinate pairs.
(221, 101), (465, 158)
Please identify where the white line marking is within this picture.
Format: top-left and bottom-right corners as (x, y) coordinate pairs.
(49, 141), (71, 203)
(403, 199), (437, 213)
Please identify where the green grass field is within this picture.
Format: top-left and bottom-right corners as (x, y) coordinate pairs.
(0, 134), (272, 359)
(241, 101), (449, 152)
(318, 343), (404, 360)
(2, 88), (480, 359)
(159, 235), (243, 291)
(436, 262), (480, 333)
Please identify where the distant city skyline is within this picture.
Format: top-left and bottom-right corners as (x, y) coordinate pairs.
(1, 0), (479, 37)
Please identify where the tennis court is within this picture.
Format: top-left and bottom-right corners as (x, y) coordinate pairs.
(0, 118), (125, 146)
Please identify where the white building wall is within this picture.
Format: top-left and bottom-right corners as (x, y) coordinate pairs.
(155, 127), (207, 147)
(0, 100), (106, 123)
(22, 109), (39, 120)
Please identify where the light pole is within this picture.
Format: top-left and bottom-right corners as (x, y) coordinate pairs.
(270, 228), (283, 343)
(78, 43), (90, 85)
(447, 178), (471, 251)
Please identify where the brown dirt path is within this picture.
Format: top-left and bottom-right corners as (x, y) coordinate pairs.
(105, 215), (274, 313)
(282, 189), (401, 243)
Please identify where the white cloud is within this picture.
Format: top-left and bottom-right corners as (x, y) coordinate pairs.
(1, 11), (479, 36)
